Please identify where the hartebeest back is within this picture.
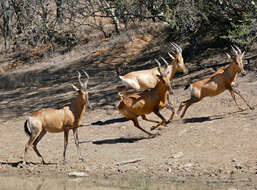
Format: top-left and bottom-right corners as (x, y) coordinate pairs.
(115, 42), (188, 92)
(117, 58), (175, 137)
(177, 46), (254, 118)
(23, 70), (90, 164)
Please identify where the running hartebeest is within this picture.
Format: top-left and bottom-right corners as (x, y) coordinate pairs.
(177, 46), (254, 118)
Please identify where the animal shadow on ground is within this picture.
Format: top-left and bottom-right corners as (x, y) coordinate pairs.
(182, 115), (224, 124)
(92, 137), (146, 145)
(0, 161), (57, 168)
(91, 117), (129, 126)
(182, 106), (255, 124)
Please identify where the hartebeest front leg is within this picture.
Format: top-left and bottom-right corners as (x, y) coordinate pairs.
(229, 90), (243, 111)
(166, 94), (175, 123)
(232, 88), (254, 110)
(141, 115), (160, 124)
(132, 118), (158, 138)
(150, 109), (167, 131)
(73, 128), (85, 163)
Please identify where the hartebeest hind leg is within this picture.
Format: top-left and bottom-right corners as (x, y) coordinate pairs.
(32, 130), (47, 164)
(24, 128), (46, 165)
(178, 98), (201, 118)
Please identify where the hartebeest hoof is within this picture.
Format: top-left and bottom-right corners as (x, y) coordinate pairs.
(250, 106), (255, 110)
(63, 160), (69, 165)
(41, 160), (47, 165)
(79, 158), (86, 163)
(148, 132), (160, 138)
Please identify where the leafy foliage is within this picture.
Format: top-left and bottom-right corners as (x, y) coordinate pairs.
(0, 0), (256, 51)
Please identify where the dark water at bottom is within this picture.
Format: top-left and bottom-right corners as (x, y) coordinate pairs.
(0, 175), (245, 190)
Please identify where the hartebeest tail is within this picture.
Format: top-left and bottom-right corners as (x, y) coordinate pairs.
(24, 120), (31, 136)
(177, 46), (254, 118)
(117, 58), (175, 137)
(23, 70), (90, 165)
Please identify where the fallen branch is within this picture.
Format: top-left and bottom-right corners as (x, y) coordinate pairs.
(116, 158), (144, 166)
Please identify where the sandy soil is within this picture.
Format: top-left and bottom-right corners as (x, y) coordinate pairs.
(0, 35), (256, 189)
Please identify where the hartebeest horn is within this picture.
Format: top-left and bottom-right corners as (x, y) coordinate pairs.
(234, 45), (242, 55)
(168, 52), (175, 59)
(171, 42), (182, 53)
(231, 45), (239, 56)
(81, 70), (89, 90)
(155, 58), (164, 75)
(160, 57), (169, 73)
(77, 71), (83, 88)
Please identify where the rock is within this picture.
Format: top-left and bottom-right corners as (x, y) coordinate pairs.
(171, 152), (184, 159)
(227, 187), (237, 190)
(167, 167), (172, 173)
(231, 159), (236, 162)
(68, 171), (89, 177)
(184, 163), (193, 168)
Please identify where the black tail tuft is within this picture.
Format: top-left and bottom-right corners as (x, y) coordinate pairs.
(24, 120), (31, 137)
(114, 64), (121, 77)
(184, 84), (190, 90)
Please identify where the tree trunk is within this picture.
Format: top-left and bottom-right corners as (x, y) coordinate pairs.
(56, 0), (64, 24)
(102, 0), (121, 34)
(1, 0), (13, 50)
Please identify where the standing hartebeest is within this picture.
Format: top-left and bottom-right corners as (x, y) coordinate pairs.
(23, 70), (90, 164)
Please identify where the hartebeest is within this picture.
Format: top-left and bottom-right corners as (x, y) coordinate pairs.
(115, 42), (188, 92)
(177, 46), (254, 118)
(117, 59), (175, 137)
(23, 70), (90, 164)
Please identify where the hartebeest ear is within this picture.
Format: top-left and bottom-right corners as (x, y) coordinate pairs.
(241, 51), (245, 58)
(72, 84), (79, 91)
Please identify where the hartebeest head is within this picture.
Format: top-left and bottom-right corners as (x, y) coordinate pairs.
(72, 70), (90, 107)
(155, 58), (173, 95)
(169, 42), (188, 74)
(226, 45), (246, 75)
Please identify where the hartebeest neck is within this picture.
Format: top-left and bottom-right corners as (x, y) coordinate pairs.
(154, 80), (169, 103)
(225, 62), (240, 83)
(70, 96), (86, 127)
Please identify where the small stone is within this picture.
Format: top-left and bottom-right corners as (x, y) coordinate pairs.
(171, 152), (184, 159)
(167, 167), (172, 173)
(68, 171), (89, 177)
(184, 163), (193, 167)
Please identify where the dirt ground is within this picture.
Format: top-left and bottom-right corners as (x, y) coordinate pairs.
(0, 35), (256, 189)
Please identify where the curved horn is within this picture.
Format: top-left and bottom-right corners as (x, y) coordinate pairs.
(82, 70), (89, 79)
(168, 52), (175, 60)
(82, 70), (89, 90)
(234, 45), (242, 55)
(173, 42), (182, 53)
(77, 71), (83, 88)
(231, 45), (238, 56)
(160, 57), (169, 73)
(170, 42), (179, 53)
(155, 58), (163, 75)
